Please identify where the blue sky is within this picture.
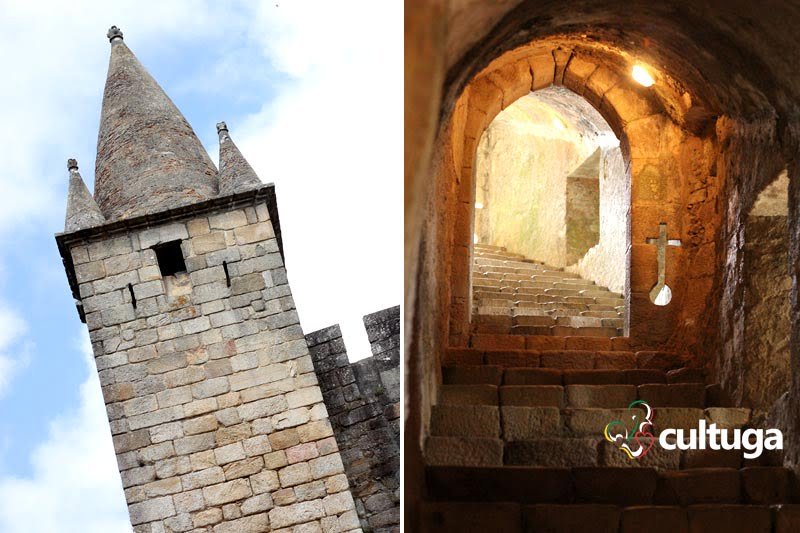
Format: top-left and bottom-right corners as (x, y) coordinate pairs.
(0, 2), (400, 531)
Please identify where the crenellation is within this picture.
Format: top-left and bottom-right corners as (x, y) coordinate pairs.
(303, 305), (400, 532)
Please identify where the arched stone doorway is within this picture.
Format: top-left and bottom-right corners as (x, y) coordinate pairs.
(444, 44), (720, 353)
(471, 86), (630, 337)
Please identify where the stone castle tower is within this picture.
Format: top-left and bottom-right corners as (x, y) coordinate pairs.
(55, 27), (364, 532)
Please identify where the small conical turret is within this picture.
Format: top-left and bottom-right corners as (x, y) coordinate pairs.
(65, 159), (106, 232)
(216, 122), (263, 195)
(94, 26), (218, 220)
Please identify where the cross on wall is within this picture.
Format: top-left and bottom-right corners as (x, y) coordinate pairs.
(645, 223), (681, 305)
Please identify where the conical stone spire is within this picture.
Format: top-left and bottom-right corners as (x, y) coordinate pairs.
(216, 122), (263, 195)
(94, 26), (218, 220)
(65, 159), (106, 232)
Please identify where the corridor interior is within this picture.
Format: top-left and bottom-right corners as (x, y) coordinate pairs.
(410, 25), (797, 531)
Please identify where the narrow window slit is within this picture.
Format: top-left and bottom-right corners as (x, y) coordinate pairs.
(128, 283), (137, 309)
(222, 261), (231, 287)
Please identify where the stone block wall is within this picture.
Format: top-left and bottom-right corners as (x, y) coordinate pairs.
(65, 199), (360, 532)
(305, 306), (401, 532)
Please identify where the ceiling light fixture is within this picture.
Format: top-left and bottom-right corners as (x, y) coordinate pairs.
(632, 65), (655, 87)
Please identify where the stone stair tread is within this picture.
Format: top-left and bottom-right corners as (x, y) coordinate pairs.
(426, 465), (795, 506)
(444, 350), (690, 373)
(425, 434), (786, 473)
(471, 246), (627, 339)
(421, 501), (792, 533)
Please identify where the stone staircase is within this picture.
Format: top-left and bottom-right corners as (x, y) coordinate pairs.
(472, 243), (625, 337)
(422, 346), (799, 532)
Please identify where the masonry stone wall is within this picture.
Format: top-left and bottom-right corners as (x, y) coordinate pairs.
(67, 199), (360, 532)
(305, 306), (400, 533)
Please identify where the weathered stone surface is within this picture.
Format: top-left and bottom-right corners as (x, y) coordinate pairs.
(203, 479), (252, 506)
(502, 406), (561, 440)
(638, 383), (706, 407)
(501, 385), (564, 407)
(705, 407), (751, 429)
(655, 468), (741, 505)
(602, 438), (681, 470)
(687, 504), (771, 533)
(506, 438), (599, 467)
(422, 502), (523, 533)
(269, 501), (325, 529)
(620, 506), (688, 533)
(523, 504), (620, 533)
(566, 384), (636, 408)
(425, 436), (504, 466)
(740, 466), (790, 504)
(128, 495), (176, 525)
(431, 405), (501, 437)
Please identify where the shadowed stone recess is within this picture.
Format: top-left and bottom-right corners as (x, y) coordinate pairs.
(217, 122), (263, 195)
(64, 159), (106, 232)
(95, 30), (218, 220)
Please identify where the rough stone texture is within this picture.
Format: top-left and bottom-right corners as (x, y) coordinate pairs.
(739, 214), (790, 410)
(217, 123), (264, 195)
(565, 157), (600, 266)
(305, 305), (400, 532)
(64, 161), (106, 232)
(60, 202), (356, 532)
(95, 36), (218, 220)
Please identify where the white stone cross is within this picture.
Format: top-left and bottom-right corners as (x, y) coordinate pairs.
(645, 223), (681, 305)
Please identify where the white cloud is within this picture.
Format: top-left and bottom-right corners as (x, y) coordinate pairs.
(231, 1), (403, 360)
(0, 306), (28, 395)
(0, 333), (130, 533)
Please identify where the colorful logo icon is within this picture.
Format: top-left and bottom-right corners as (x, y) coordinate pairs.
(603, 399), (654, 459)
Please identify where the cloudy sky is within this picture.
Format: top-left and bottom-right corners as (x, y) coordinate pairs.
(0, 1), (400, 531)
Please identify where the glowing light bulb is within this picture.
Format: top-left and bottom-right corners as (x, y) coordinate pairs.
(632, 65), (655, 87)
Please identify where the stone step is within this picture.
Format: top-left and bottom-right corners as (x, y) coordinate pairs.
(420, 501), (800, 533)
(474, 243), (507, 252)
(426, 434), (785, 470)
(514, 316), (557, 327)
(552, 326), (622, 337)
(556, 316), (603, 327)
(429, 404), (752, 442)
(475, 252), (528, 261)
(470, 323), (626, 337)
(475, 305), (513, 316)
(581, 310), (621, 318)
(579, 289), (619, 298)
(443, 350), (691, 373)
(438, 383), (712, 408)
(425, 466), (794, 506)
(467, 334), (632, 352)
(557, 279), (601, 287)
(546, 288), (584, 297)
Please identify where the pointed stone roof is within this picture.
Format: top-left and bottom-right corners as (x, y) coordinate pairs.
(94, 26), (218, 221)
(216, 122), (263, 195)
(65, 159), (106, 232)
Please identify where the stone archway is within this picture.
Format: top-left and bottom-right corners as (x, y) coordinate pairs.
(470, 86), (630, 338)
(443, 43), (721, 353)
